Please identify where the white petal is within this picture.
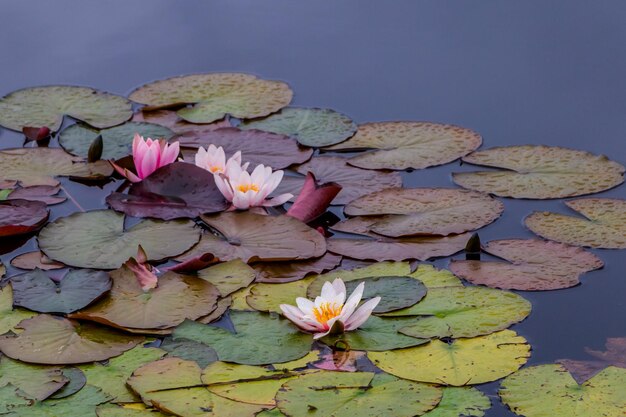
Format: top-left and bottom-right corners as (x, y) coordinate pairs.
(280, 304), (318, 331)
(260, 193), (293, 207)
(344, 297), (381, 330)
(332, 279), (346, 301)
(295, 297), (315, 316)
(320, 281), (337, 300)
(338, 282), (364, 321)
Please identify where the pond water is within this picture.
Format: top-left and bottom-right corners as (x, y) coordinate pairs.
(1, 1), (626, 416)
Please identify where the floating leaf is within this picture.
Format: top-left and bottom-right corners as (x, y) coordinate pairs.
(178, 212), (326, 263)
(274, 350), (322, 371)
(450, 239), (604, 290)
(107, 162), (228, 220)
(159, 338), (218, 368)
(499, 364), (626, 417)
(3, 385), (111, 417)
(0, 199), (48, 237)
(453, 145), (625, 199)
(197, 259), (256, 296)
(59, 122), (174, 160)
(337, 188), (503, 237)
(240, 107), (356, 147)
(325, 121), (482, 170)
(0, 384), (30, 414)
(49, 367), (86, 399)
(97, 404), (170, 416)
(253, 253), (342, 283)
(0, 148), (112, 187)
(422, 387), (491, 417)
(129, 73), (293, 123)
(285, 172), (342, 224)
(275, 156), (402, 205)
(557, 337), (626, 383)
(6, 185), (65, 205)
(173, 312), (313, 365)
(276, 371), (442, 417)
(197, 296), (232, 324)
(132, 109), (231, 133)
(10, 251), (65, 270)
(0, 85), (132, 132)
(383, 286), (531, 339)
(246, 278), (314, 314)
(0, 356), (68, 400)
(0, 285), (37, 334)
(70, 266), (219, 331)
(327, 234), (470, 261)
(38, 210), (200, 269)
(0, 315), (142, 364)
(525, 198), (626, 248)
(11, 269), (111, 314)
(178, 127), (312, 169)
(80, 345), (166, 403)
(369, 330), (530, 386)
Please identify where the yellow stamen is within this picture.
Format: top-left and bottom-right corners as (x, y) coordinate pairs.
(313, 302), (343, 325)
(237, 183), (260, 193)
(210, 166), (222, 173)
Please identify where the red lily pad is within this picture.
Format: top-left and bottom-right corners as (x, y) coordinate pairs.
(106, 162), (228, 220)
(253, 253), (343, 283)
(0, 199), (49, 237)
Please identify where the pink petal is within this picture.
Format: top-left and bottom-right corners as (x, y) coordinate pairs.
(344, 297), (381, 330)
(125, 257), (158, 291)
(160, 141), (180, 166)
(215, 174), (234, 201)
(232, 192), (251, 210)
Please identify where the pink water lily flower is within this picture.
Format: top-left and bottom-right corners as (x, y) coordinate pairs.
(215, 162), (293, 210)
(280, 278), (381, 339)
(194, 144), (248, 175)
(124, 245), (159, 291)
(111, 133), (180, 182)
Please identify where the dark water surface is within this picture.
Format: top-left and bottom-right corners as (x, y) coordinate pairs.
(2, 1), (626, 416)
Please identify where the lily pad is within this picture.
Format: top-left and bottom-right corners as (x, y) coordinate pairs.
(557, 337), (626, 383)
(70, 266), (219, 331)
(325, 121), (482, 170)
(0, 85), (132, 132)
(132, 109), (232, 133)
(274, 156), (403, 205)
(177, 212), (326, 263)
(178, 127), (312, 169)
(197, 259), (256, 296)
(49, 367), (87, 399)
(0, 148), (112, 186)
(499, 364), (626, 417)
(1, 385), (111, 417)
(38, 210), (200, 269)
(173, 311), (313, 365)
(246, 278), (314, 314)
(337, 188), (503, 237)
(453, 145), (625, 199)
(422, 387), (491, 417)
(276, 371), (443, 417)
(0, 356), (68, 400)
(97, 404), (170, 416)
(368, 330), (530, 386)
(525, 198), (626, 248)
(449, 239), (604, 290)
(0, 384), (31, 413)
(80, 345), (166, 403)
(59, 122), (174, 160)
(327, 233), (470, 261)
(11, 269), (111, 314)
(6, 185), (66, 205)
(107, 162), (228, 220)
(383, 286), (531, 339)
(340, 276), (428, 313)
(197, 296), (232, 324)
(0, 315), (142, 364)
(240, 107), (357, 147)
(10, 251), (65, 270)
(0, 285), (37, 334)
(129, 73), (293, 123)
(159, 338), (219, 368)
(0, 199), (48, 237)
(253, 253), (342, 283)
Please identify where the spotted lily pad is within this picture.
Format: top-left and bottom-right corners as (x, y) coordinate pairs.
(0, 199), (48, 237)
(178, 127), (312, 169)
(38, 210), (200, 269)
(159, 338), (219, 368)
(525, 198), (626, 248)
(173, 312), (313, 365)
(246, 278), (315, 314)
(0, 356), (68, 400)
(0, 148), (112, 187)
(177, 212), (326, 263)
(0, 85), (132, 132)
(276, 371), (443, 417)
(0, 285), (37, 334)
(450, 239), (604, 290)
(499, 364), (626, 417)
(197, 259), (256, 296)
(70, 266), (219, 331)
(106, 162), (228, 220)
(1, 385), (111, 417)
(240, 107), (356, 147)
(11, 269), (111, 314)
(0, 315), (142, 364)
(325, 121), (482, 170)
(96, 404), (170, 416)
(382, 286), (531, 339)
(369, 330), (530, 386)
(253, 253), (342, 283)
(453, 145), (625, 199)
(422, 387), (491, 417)
(129, 73), (293, 123)
(59, 122), (174, 160)
(337, 188), (503, 237)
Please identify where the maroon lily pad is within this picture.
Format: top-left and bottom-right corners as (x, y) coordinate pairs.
(7, 185), (66, 205)
(0, 199), (49, 237)
(11, 250), (66, 270)
(132, 109), (232, 133)
(253, 253), (343, 283)
(166, 253), (220, 273)
(286, 172), (342, 224)
(106, 162), (228, 220)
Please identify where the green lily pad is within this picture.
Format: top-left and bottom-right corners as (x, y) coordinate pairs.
(11, 269), (111, 314)
(246, 278), (315, 314)
(129, 73), (293, 123)
(0, 356), (68, 400)
(0, 315), (142, 365)
(197, 259), (256, 297)
(49, 367), (87, 399)
(422, 387), (491, 417)
(240, 107), (356, 147)
(0, 285), (37, 334)
(0, 85), (132, 132)
(197, 296), (232, 324)
(499, 364), (626, 417)
(276, 371), (443, 417)
(132, 108), (232, 133)
(0, 384), (31, 413)
(80, 345), (166, 403)
(96, 404), (170, 416)
(173, 311), (313, 365)
(0, 148), (112, 187)
(256, 409), (286, 417)
(38, 210), (200, 269)
(59, 122), (174, 160)
(368, 330), (530, 386)
(382, 286), (531, 339)
(159, 338), (218, 368)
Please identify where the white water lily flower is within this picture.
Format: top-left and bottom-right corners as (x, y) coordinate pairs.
(195, 144), (247, 175)
(280, 278), (381, 339)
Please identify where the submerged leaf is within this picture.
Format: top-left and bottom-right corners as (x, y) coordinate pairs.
(557, 337), (626, 383)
